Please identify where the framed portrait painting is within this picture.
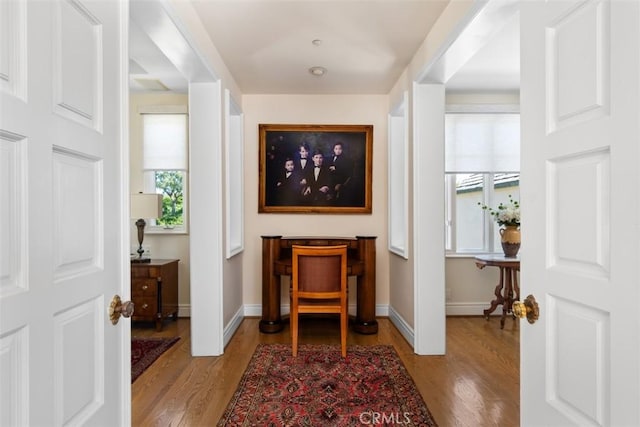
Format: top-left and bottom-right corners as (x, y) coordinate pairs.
(259, 124), (373, 213)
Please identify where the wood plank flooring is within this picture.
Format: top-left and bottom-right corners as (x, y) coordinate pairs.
(132, 316), (519, 426)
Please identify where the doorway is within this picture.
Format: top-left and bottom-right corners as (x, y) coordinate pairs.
(128, 0), (225, 361)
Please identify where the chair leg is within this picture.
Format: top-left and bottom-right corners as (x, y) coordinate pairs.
(340, 309), (347, 357)
(292, 310), (298, 357)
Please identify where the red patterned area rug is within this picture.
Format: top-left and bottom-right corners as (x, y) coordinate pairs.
(131, 337), (179, 383)
(218, 344), (438, 426)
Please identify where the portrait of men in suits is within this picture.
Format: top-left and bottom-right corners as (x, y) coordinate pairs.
(303, 150), (332, 205)
(259, 125), (372, 213)
(274, 158), (301, 205)
(328, 141), (354, 205)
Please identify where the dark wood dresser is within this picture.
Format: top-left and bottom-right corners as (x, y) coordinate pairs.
(131, 259), (179, 331)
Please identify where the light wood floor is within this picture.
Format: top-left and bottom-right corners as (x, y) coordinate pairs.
(132, 315), (519, 426)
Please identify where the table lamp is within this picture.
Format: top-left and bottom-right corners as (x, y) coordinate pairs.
(131, 193), (163, 263)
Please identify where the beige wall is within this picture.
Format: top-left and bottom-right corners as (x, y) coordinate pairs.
(385, 69), (415, 327)
(241, 94), (390, 313)
(129, 92), (191, 315)
(446, 257), (503, 314)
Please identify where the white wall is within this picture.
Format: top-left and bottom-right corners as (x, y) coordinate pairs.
(241, 94), (390, 315)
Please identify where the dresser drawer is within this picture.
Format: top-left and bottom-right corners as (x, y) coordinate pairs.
(131, 266), (162, 279)
(130, 259), (179, 331)
(132, 297), (158, 317)
(131, 278), (157, 296)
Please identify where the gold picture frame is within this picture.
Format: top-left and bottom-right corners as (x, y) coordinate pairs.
(259, 124), (373, 214)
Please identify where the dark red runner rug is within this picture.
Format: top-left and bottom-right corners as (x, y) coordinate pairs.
(218, 344), (438, 426)
(131, 337), (179, 383)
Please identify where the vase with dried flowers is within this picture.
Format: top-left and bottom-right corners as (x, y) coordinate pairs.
(478, 195), (521, 257)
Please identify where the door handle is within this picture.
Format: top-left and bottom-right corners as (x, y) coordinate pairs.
(109, 295), (135, 325)
(512, 294), (539, 324)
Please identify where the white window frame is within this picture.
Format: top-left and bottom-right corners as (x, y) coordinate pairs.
(388, 91), (409, 258)
(445, 173), (519, 254)
(224, 89), (244, 258)
(445, 104), (520, 256)
(143, 170), (188, 234)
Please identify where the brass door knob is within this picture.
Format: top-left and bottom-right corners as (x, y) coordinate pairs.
(109, 295), (135, 325)
(513, 294), (539, 324)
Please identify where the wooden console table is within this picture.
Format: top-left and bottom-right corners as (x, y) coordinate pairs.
(261, 236), (377, 334)
(131, 259), (179, 331)
(475, 255), (520, 329)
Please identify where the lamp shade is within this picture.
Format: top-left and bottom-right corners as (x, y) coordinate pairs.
(131, 193), (163, 219)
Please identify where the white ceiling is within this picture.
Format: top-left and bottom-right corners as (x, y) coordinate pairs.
(445, 11), (520, 93)
(129, 0), (520, 95)
(129, 18), (188, 92)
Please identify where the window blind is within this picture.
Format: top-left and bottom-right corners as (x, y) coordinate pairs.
(142, 113), (188, 171)
(445, 113), (520, 173)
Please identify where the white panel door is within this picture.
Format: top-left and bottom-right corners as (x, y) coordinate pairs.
(0, 0), (127, 425)
(520, 0), (640, 425)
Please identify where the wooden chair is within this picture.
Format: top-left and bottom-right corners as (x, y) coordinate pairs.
(290, 245), (348, 357)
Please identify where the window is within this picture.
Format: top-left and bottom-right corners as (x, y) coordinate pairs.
(141, 107), (188, 233)
(225, 89), (244, 258)
(444, 111), (520, 254)
(388, 91), (409, 258)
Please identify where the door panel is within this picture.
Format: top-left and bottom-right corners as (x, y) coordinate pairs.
(546, 296), (610, 424)
(546, 0), (609, 132)
(53, 0), (103, 130)
(0, 0), (127, 425)
(54, 298), (105, 426)
(521, 0), (639, 425)
(548, 149), (610, 277)
(52, 149), (102, 279)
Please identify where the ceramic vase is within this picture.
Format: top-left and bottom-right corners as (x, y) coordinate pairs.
(500, 225), (521, 258)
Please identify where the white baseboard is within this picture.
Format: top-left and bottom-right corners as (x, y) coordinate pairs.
(385, 303), (504, 353)
(223, 306), (244, 348)
(178, 304), (191, 318)
(244, 304), (390, 318)
(205, 302), (498, 353)
(184, 303), (497, 321)
(244, 304), (262, 317)
(388, 306), (414, 347)
(176, 304), (243, 349)
(374, 304), (389, 317)
(445, 302), (503, 316)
